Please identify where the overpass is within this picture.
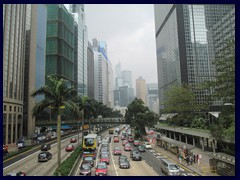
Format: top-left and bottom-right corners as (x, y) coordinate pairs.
(35, 118), (126, 127)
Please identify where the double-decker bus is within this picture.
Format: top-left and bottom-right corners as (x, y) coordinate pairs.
(83, 134), (97, 159)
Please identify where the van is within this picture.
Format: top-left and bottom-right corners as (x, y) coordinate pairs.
(160, 158), (180, 176)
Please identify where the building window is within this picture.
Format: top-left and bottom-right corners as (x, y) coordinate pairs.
(14, 106), (16, 112)
(4, 105), (6, 111)
(9, 106), (12, 111)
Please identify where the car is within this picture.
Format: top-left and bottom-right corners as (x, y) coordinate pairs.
(124, 144), (132, 151)
(130, 150), (142, 161)
(122, 140), (128, 146)
(95, 162), (108, 176)
(79, 162), (92, 176)
(119, 159), (130, 169)
(83, 151), (97, 160)
(38, 152), (52, 162)
(41, 144), (51, 151)
(138, 145), (145, 152)
(100, 154), (110, 165)
(83, 156), (94, 167)
(128, 137), (134, 143)
(113, 136), (119, 143)
(70, 137), (77, 143)
(6, 171), (26, 176)
(144, 142), (152, 149)
(113, 147), (122, 155)
(121, 135), (126, 140)
(118, 155), (128, 163)
(65, 144), (75, 152)
(133, 140), (141, 146)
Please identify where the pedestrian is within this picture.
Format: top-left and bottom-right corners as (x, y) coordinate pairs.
(178, 154), (182, 163)
(193, 154), (196, 163)
(186, 155), (190, 166)
(190, 156), (193, 165)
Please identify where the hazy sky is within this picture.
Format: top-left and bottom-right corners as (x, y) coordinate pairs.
(84, 4), (158, 84)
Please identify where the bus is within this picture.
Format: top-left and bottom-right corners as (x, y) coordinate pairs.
(109, 129), (114, 134)
(83, 134), (97, 151)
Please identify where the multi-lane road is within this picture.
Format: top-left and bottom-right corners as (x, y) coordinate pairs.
(3, 126), (195, 176)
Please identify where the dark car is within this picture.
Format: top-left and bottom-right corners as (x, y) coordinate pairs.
(138, 145), (145, 152)
(6, 171), (26, 176)
(119, 159), (130, 169)
(130, 150), (142, 161)
(83, 156), (94, 167)
(79, 162), (92, 176)
(118, 155), (128, 163)
(38, 152), (52, 162)
(41, 144), (51, 151)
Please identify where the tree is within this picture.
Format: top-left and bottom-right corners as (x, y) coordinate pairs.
(125, 98), (156, 137)
(31, 75), (78, 168)
(163, 84), (207, 127)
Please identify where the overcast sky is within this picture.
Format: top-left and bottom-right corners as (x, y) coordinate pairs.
(84, 4), (158, 84)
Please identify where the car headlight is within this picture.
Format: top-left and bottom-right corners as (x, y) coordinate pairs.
(103, 172), (107, 174)
(95, 172), (98, 175)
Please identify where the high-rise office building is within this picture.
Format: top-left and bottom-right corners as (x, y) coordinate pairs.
(93, 39), (113, 107)
(46, 4), (75, 83)
(122, 70), (132, 88)
(146, 83), (159, 115)
(69, 4), (88, 96)
(154, 4), (235, 113)
(136, 76), (147, 104)
(23, 4), (47, 138)
(3, 4), (27, 144)
(87, 42), (94, 99)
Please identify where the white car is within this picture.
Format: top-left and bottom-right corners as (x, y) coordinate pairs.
(144, 142), (152, 149)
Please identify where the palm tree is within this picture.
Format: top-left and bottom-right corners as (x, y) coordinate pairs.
(31, 75), (78, 168)
(75, 96), (96, 142)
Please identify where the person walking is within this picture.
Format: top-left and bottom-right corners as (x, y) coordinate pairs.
(186, 155), (190, 166)
(190, 156), (193, 165)
(193, 154), (196, 163)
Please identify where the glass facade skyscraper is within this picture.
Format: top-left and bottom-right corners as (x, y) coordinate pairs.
(46, 4), (75, 83)
(69, 4), (88, 96)
(154, 4), (235, 113)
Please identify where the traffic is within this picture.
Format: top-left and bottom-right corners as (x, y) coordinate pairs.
(4, 125), (195, 176)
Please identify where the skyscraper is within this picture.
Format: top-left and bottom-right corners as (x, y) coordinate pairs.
(68, 4), (88, 96)
(154, 4), (235, 113)
(46, 4), (75, 83)
(136, 76), (147, 104)
(146, 83), (159, 115)
(87, 42), (94, 99)
(93, 39), (114, 107)
(3, 4), (27, 144)
(23, 4), (47, 137)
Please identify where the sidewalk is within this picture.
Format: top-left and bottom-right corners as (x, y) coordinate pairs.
(151, 144), (219, 176)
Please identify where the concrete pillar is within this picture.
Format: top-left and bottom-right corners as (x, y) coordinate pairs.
(185, 135), (188, 144)
(11, 115), (14, 144)
(5, 114), (9, 145)
(193, 136), (195, 146)
(201, 137), (205, 150)
(15, 114), (18, 142)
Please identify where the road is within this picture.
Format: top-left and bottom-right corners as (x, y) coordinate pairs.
(3, 134), (81, 176)
(75, 128), (160, 176)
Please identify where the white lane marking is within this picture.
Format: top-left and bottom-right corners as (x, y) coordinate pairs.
(110, 134), (119, 176)
(75, 158), (83, 176)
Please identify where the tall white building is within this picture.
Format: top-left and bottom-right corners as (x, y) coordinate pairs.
(93, 39), (113, 107)
(68, 4), (88, 96)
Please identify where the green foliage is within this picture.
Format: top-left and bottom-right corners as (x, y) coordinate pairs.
(53, 145), (83, 176)
(125, 98), (158, 136)
(163, 84), (207, 127)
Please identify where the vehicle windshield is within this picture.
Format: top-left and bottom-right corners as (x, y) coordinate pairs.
(115, 147), (120, 150)
(84, 157), (93, 161)
(39, 153), (46, 157)
(84, 138), (94, 146)
(97, 165), (107, 169)
(101, 154), (109, 158)
(81, 165), (90, 170)
(169, 164), (179, 170)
